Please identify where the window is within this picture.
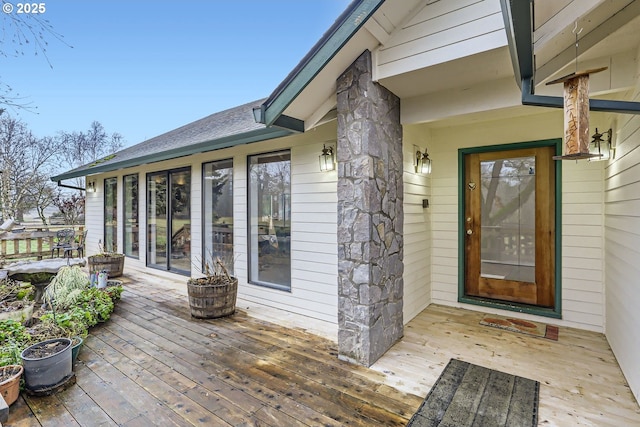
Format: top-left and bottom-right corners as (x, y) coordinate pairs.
(104, 177), (118, 252)
(123, 174), (139, 258)
(203, 159), (234, 273)
(147, 168), (191, 275)
(248, 151), (291, 290)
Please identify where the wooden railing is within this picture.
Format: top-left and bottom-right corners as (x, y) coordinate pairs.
(0, 226), (85, 264)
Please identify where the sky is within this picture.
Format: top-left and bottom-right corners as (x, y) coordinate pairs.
(1, 0), (351, 146)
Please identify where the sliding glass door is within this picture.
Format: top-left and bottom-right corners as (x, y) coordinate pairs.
(147, 168), (191, 274)
(123, 174), (139, 258)
(104, 177), (117, 253)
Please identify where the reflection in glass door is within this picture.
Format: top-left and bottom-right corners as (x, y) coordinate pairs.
(480, 156), (536, 283)
(203, 159), (234, 272)
(170, 170), (191, 272)
(147, 168), (191, 274)
(104, 177), (118, 253)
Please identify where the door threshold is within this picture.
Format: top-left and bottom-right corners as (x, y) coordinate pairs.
(459, 295), (561, 319)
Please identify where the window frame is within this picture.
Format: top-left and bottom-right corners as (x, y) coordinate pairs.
(122, 173), (139, 259)
(146, 167), (191, 276)
(103, 177), (118, 253)
(247, 150), (292, 292)
(201, 158), (234, 274)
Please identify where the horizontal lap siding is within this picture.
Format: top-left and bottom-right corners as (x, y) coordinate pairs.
(234, 130), (339, 324)
(88, 125), (340, 326)
(561, 161), (605, 331)
(604, 63), (640, 402)
(422, 112), (605, 331)
(376, 0), (506, 79)
(402, 127), (432, 323)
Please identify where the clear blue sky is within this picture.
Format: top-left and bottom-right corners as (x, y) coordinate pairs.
(1, 1), (351, 146)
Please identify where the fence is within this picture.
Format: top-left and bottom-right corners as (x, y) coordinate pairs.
(0, 226), (85, 264)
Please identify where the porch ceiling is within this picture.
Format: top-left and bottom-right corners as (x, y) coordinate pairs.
(276, 0), (640, 132)
(532, 0), (640, 84)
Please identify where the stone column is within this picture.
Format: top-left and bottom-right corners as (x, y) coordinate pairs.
(336, 50), (404, 367)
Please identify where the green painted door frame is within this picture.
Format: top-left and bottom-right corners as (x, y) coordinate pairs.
(457, 138), (563, 319)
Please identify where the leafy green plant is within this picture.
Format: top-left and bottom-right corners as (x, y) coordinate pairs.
(0, 319), (32, 365)
(104, 285), (123, 302)
(44, 265), (90, 309)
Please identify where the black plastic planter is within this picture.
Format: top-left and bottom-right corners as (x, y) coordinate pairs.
(20, 338), (73, 392)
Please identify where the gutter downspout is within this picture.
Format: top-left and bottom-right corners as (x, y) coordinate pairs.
(56, 180), (86, 192)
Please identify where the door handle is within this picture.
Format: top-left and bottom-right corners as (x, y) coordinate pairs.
(467, 229), (473, 235)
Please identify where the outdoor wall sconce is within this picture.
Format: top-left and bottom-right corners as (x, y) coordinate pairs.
(319, 144), (335, 172)
(588, 128), (612, 161)
(86, 180), (96, 193)
(416, 149), (432, 175)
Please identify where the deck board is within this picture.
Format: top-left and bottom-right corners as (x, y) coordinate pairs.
(5, 274), (640, 426)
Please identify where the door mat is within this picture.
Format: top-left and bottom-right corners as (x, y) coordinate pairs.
(480, 315), (559, 341)
(407, 359), (539, 427)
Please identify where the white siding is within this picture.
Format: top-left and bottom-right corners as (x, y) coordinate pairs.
(375, 0), (507, 80)
(402, 126), (432, 323)
(420, 111), (606, 331)
(86, 123), (340, 327)
(604, 51), (640, 402)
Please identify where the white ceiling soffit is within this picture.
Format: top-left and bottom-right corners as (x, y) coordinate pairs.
(283, 0), (423, 129)
(533, 0), (640, 84)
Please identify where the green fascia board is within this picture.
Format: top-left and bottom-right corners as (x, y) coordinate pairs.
(259, 0), (385, 127)
(50, 127), (294, 182)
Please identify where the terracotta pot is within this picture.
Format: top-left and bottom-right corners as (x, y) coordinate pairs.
(0, 364), (24, 406)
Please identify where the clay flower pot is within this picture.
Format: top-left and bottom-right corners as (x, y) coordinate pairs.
(0, 365), (24, 406)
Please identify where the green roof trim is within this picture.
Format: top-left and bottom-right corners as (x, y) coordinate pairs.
(51, 126), (293, 182)
(256, 0), (385, 127)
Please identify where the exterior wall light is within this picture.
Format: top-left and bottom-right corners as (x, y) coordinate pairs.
(416, 149), (432, 175)
(319, 144), (335, 172)
(87, 180), (96, 193)
(589, 128), (612, 161)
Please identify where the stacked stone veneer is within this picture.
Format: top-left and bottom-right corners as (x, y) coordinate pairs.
(336, 50), (404, 367)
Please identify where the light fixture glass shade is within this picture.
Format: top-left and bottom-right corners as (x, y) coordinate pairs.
(420, 156), (432, 174)
(589, 128), (612, 161)
(319, 145), (335, 172)
(416, 150), (432, 174)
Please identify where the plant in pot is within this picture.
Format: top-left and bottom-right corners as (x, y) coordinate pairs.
(19, 265), (89, 393)
(87, 240), (125, 278)
(187, 257), (238, 319)
(0, 364), (24, 406)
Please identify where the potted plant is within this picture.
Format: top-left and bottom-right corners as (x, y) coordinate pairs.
(187, 258), (238, 319)
(20, 337), (73, 392)
(87, 240), (125, 278)
(70, 335), (83, 368)
(0, 364), (23, 406)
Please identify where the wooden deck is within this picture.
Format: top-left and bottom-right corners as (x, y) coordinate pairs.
(5, 278), (422, 426)
(5, 272), (640, 426)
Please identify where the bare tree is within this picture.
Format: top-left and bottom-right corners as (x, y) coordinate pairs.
(1, 2), (69, 111)
(57, 121), (125, 189)
(28, 172), (57, 225)
(0, 113), (62, 221)
(52, 192), (84, 226)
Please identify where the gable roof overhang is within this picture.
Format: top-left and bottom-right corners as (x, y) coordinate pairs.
(253, 0), (387, 130)
(501, 0), (640, 115)
(51, 99), (295, 182)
